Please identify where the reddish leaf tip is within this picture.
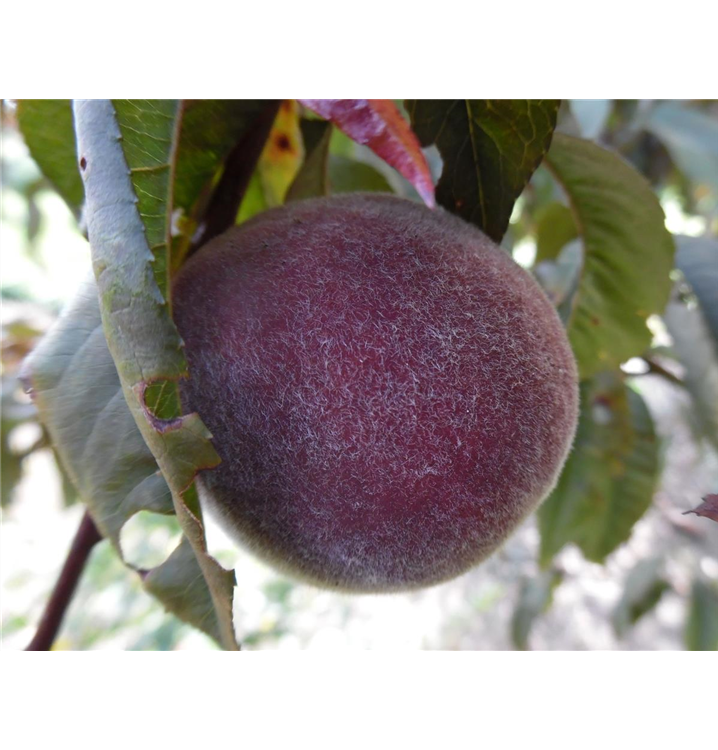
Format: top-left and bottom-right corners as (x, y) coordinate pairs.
(298, 99), (435, 208)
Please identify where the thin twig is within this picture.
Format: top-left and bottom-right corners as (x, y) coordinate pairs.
(641, 357), (684, 387)
(25, 511), (102, 651)
(25, 513), (102, 750)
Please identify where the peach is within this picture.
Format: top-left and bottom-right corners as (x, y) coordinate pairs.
(172, 194), (578, 592)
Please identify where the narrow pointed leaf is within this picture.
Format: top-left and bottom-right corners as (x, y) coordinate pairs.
(257, 100), (304, 206)
(406, 99), (559, 241)
(236, 102), (305, 221)
(685, 578), (718, 651)
(300, 99), (434, 208)
(544, 134), (675, 378)
(286, 119), (332, 201)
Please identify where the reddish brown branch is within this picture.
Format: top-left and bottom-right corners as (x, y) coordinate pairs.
(642, 357), (684, 387)
(25, 513), (102, 750)
(190, 101), (280, 254)
(26, 511), (102, 651)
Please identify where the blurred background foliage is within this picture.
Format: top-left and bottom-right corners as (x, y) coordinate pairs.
(1, 99), (717, 650)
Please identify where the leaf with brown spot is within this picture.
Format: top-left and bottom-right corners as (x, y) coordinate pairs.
(234, 102), (304, 224)
(257, 100), (304, 206)
(683, 495), (718, 523)
(299, 99), (434, 208)
(73, 100), (238, 649)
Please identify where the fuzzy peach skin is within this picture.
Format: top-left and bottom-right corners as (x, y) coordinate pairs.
(172, 194), (579, 592)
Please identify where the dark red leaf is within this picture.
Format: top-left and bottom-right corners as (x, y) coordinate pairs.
(684, 494), (718, 523)
(298, 99), (435, 208)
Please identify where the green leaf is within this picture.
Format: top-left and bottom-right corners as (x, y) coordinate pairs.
(644, 102), (718, 192)
(113, 100), (180, 298)
(21, 278), (174, 543)
(73, 99), (238, 650)
(674, 235), (718, 347)
(328, 155), (393, 194)
(286, 119), (332, 202)
(534, 202), (578, 263)
(114, 99), (271, 274)
(544, 134), (675, 378)
(612, 558), (670, 638)
(20, 279), (227, 646)
(510, 569), (562, 650)
(237, 171), (269, 224)
(539, 372), (659, 566)
(143, 536), (227, 645)
(406, 99), (560, 242)
(533, 240), (583, 325)
(256, 100), (304, 207)
(685, 578), (718, 750)
(16, 100), (84, 216)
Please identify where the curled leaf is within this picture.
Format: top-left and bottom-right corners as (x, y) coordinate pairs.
(74, 99), (238, 649)
(20, 277), (230, 646)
